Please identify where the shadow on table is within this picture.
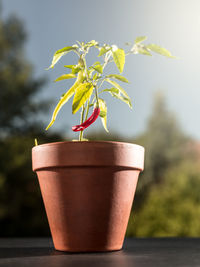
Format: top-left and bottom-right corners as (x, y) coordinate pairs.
(0, 246), (136, 267)
(0, 247), (61, 259)
(1, 239), (200, 267)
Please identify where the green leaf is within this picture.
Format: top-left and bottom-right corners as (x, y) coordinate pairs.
(92, 64), (103, 74)
(72, 83), (93, 114)
(105, 79), (132, 109)
(100, 110), (107, 117)
(93, 73), (99, 80)
(137, 46), (152, 56)
(85, 40), (98, 47)
(111, 93), (132, 108)
(87, 69), (94, 79)
(134, 36), (147, 44)
(90, 62), (103, 74)
(54, 73), (76, 82)
(105, 78), (130, 99)
(46, 86), (75, 130)
(146, 44), (175, 58)
(64, 65), (82, 74)
(55, 46), (78, 54)
(98, 47), (107, 57)
(102, 88), (132, 109)
(98, 45), (111, 57)
(46, 46), (78, 69)
(72, 67), (82, 74)
(112, 48), (125, 73)
(106, 74), (129, 83)
(63, 65), (74, 69)
(46, 70), (84, 130)
(93, 61), (101, 66)
(99, 98), (109, 132)
(101, 88), (119, 94)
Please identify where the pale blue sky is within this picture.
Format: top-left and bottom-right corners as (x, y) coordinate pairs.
(2, 0), (200, 140)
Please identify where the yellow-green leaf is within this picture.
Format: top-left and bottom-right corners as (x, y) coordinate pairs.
(93, 73), (99, 80)
(134, 36), (147, 44)
(88, 69), (94, 78)
(85, 40), (98, 47)
(100, 110), (106, 117)
(98, 45), (111, 57)
(112, 93), (132, 109)
(64, 65), (74, 69)
(99, 98), (109, 132)
(146, 44), (175, 58)
(46, 70), (84, 130)
(92, 64), (103, 74)
(93, 61), (101, 65)
(105, 78), (130, 100)
(46, 87), (75, 130)
(106, 74), (129, 83)
(54, 73), (76, 82)
(64, 65), (82, 74)
(105, 79), (132, 109)
(112, 48), (125, 73)
(72, 83), (93, 114)
(137, 46), (152, 56)
(101, 88), (119, 94)
(98, 47), (106, 56)
(46, 46), (77, 70)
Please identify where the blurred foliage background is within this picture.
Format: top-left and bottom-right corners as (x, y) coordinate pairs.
(0, 6), (200, 237)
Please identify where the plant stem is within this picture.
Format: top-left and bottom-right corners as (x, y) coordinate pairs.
(94, 85), (99, 106)
(82, 55), (90, 82)
(74, 50), (81, 57)
(84, 98), (90, 121)
(79, 129), (83, 141)
(79, 105), (85, 141)
(98, 78), (106, 91)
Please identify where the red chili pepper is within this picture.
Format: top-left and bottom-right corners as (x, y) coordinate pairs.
(72, 107), (100, 132)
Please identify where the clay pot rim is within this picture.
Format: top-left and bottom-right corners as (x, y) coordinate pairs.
(33, 140), (144, 150)
(32, 140), (145, 171)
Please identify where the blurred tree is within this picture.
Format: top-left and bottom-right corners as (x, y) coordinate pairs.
(127, 160), (200, 237)
(0, 134), (62, 236)
(0, 10), (49, 137)
(133, 92), (191, 206)
(0, 7), (63, 236)
(126, 92), (199, 237)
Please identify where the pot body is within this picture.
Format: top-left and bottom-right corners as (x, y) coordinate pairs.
(32, 141), (144, 252)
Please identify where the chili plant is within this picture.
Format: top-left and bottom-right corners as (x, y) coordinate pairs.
(46, 37), (174, 141)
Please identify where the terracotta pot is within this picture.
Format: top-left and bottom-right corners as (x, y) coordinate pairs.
(32, 141), (144, 252)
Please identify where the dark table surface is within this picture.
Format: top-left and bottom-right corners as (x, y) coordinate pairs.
(0, 238), (200, 267)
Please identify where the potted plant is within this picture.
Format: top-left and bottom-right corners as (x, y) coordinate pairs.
(32, 37), (174, 252)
